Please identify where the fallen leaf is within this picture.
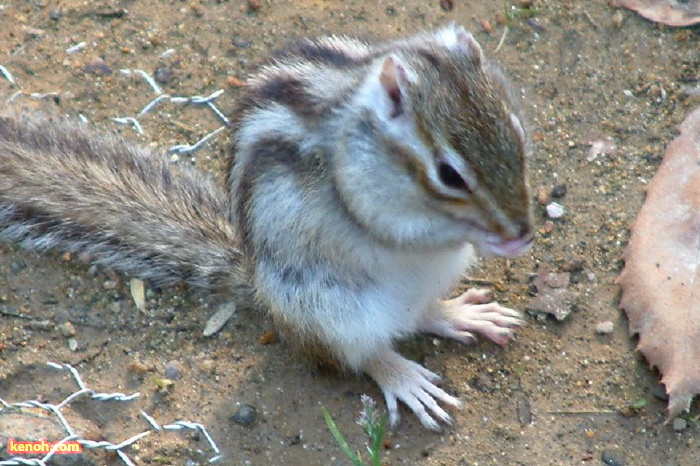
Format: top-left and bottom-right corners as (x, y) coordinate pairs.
(618, 106), (700, 418)
(516, 397), (533, 426)
(581, 130), (616, 161)
(526, 271), (576, 321)
(619, 0), (700, 27)
(203, 301), (237, 337)
(130, 278), (146, 312)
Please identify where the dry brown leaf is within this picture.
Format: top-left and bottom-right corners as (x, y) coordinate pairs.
(526, 271), (577, 321)
(619, 0), (700, 26)
(618, 106), (700, 418)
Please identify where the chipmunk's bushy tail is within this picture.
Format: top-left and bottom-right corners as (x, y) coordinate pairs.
(0, 111), (244, 292)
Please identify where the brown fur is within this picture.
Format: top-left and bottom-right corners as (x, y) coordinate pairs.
(0, 110), (245, 295)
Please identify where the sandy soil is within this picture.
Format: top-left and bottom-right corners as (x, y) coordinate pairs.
(1, 0), (699, 465)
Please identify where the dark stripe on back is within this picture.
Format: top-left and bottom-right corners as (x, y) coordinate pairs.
(287, 41), (362, 68)
(234, 137), (303, 262)
(415, 48), (442, 70)
(256, 76), (318, 118)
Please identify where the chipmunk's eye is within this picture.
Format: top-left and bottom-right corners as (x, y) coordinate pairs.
(438, 162), (469, 192)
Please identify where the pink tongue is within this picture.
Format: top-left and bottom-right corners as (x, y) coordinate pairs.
(481, 235), (533, 258)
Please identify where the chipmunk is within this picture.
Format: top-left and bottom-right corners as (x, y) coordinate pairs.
(0, 24), (533, 430)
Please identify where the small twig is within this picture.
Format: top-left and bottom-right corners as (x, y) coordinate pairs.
(66, 42), (87, 54)
(582, 11), (600, 30)
(494, 25), (509, 53)
(158, 48), (176, 60)
(462, 277), (496, 287)
(547, 410), (618, 415)
(0, 309), (32, 320)
(29, 92), (60, 100)
(0, 64), (16, 84)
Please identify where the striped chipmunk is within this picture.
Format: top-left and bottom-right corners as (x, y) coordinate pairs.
(0, 24), (533, 430)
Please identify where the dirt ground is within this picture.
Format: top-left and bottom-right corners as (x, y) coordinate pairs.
(1, 0), (699, 465)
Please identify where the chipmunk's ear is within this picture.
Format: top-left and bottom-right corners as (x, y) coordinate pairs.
(378, 55), (414, 119)
(437, 24), (483, 66)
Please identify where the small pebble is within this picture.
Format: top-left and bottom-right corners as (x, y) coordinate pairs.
(103, 279), (118, 290)
(561, 257), (585, 273)
(231, 404), (257, 425)
(287, 432), (303, 445)
(439, 0), (454, 11)
(596, 321), (614, 334)
(495, 10), (507, 25)
(164, 360), (184, 380)
(226, 76), (246, 87)
(259, 330), (277, 345)
(526, 17), (545, 31)
(601, 448), (625, 466)
(58, 321), (76, 338)
(154, 65), (174, 84)
(49, 9), (61, 20)
(551, 183), (568, 198)
(247, 0), (261, 12)
(536, 186), (550, 205)
(612, 10), (624, 28)
(546, 202), (565, 219)
(127, 362), (149, 374)
(199, 358), (216, 373)
(673, 417), (688, 432)
(10, 260), (26, 274)
(85, 57), (112, 75)
(541, 220), (554, 235)
(68, 337), (79, 352)
(232, 39), (252, 48)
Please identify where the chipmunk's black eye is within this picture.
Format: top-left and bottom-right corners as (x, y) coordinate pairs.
(438, 162), (469, 191)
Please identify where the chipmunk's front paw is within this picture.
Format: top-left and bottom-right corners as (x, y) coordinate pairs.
(364, 349), (460, 431)
(422, 289), (523, 345)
